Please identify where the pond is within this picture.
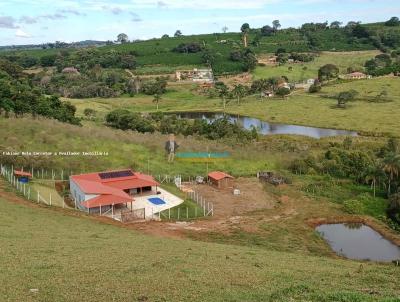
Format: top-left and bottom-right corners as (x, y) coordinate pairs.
(316, 223), (400, 262)
(173, 112), (358, 139)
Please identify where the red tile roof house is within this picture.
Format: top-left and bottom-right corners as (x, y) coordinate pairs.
(69, 170), (159, 216)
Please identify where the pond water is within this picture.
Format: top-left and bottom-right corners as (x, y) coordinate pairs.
(316, 223), (400, 262)
(173, 112), (358, 139)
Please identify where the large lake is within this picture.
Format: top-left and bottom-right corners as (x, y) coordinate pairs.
(316, 223), (400, 262)
(173, 112), (358, 139)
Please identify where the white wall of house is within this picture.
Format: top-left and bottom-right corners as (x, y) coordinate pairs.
(69, 178), (98, 210)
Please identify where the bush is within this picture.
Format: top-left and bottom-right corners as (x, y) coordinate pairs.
(309, 83), (321, 93)
(173, 43), (202, 53)
(343, 199), (365, 214)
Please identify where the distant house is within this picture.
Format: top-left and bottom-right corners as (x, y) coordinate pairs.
(208, 171), (234, 189)
(278, 82), (291, 90)
(14, 170), (32, 183)
(193, 68), (214, 83)
(175, 68), (214, 83)
(294, 79), (316, 90)
(69, 169), (159, 214)
(261, 90), (274, 98)
(342, 72), (369, 80)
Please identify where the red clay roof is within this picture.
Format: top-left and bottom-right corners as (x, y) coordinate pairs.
(81, 194), (131, 208)
(208, 171), (234, 181)
(70, 170), (159, 208)
(14, 170), (32, 177)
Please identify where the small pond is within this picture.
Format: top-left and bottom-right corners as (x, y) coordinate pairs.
(173, 112), (358, 139)
(316, 223), (400, 262)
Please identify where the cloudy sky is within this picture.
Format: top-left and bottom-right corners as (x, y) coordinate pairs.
(1, 0), (400, 45)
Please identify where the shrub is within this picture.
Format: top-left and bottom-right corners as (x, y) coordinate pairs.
(343, 199), (365, 214)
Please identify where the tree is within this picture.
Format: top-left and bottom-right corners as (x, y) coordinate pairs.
(261, 25), (274, 36)
(174, 30), (182, 37)
(336, 90), (358, 108)
(318, 64), (339, 81)
(232, 84), (247, 105)
(215, 82), (230, 110)
(161, 34), (169, 38)
(222, 26), (228, 33)
(272, 20), (281, 31)
(385, 17), (400, 27)
(117, 33), (129, 43)
(330, 21), (342, 29)
(40, 54), (57, 67)
(383, 153), (400, 196)
(276, 87), (290, 98)
(364, 162), (384, 197)
(240, 23), (250, 47)
(153, 93), (162, 110)
(387, 193), (400, 223)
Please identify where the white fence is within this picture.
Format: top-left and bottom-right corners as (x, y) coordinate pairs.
(0, 164), (68, 208)
(156, 174), (214, 218)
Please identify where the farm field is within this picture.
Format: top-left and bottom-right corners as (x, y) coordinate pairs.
(1, 180), (400, 302)
(67, 76), (400, 136)
(253, 51), (380, 82)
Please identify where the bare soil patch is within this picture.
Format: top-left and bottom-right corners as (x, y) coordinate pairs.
(187, 177), (276, 218)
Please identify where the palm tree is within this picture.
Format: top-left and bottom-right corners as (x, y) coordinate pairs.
(153, 93), (162, 110)
(364, 162), (384, 197)
(232, 84), (247, 106)
(383, 153), (400, 196)
(240, 23), (250, 48)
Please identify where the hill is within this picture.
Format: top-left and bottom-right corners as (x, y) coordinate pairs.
(1, 19), (399, 75)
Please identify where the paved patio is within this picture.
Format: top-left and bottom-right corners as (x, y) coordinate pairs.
(128, 187), (184, 219)
(104, 187), (184, 221)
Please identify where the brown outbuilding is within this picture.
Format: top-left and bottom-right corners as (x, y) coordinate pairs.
(208, 171), (234, 189)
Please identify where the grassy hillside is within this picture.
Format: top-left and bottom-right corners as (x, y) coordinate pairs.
(0, 116), (281, 176)
(253, 51), (380, 82)
(1, 188), (400, 302)
(3, 21), (398, 75)
(66, 77), (400, 136)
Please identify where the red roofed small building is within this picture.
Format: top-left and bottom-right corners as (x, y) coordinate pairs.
(14, 170), (32, 183)
(69, 169), (159, 214)
(208, 171), (234, 189)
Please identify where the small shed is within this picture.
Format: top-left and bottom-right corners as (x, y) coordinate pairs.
(208, 171), (234, 189)
(14, 170), (32, 183)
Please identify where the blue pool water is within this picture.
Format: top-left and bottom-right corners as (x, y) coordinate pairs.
(148, 197), (166, 205)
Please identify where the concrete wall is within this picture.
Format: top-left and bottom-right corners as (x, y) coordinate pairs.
(69, 178), (98, 211)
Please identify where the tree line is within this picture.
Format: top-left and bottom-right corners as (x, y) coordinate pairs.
(0, 59), (80, 124)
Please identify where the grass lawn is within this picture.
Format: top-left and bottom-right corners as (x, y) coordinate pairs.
(67, 76), (400, 136)
(253, 51), (380, 82)
(1, 190), (400, 302)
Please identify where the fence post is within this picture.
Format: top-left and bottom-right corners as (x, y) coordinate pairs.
(178, 208), (180, 220)
(50, 194), (52, 206)
(186, 207), (189, 219)
(37, 191), (40, 203)
(195, 207), (197, 218)
(168, 208), (171, 220)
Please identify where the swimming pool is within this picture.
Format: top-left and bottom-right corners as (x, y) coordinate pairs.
(148, 197), (166, 205)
